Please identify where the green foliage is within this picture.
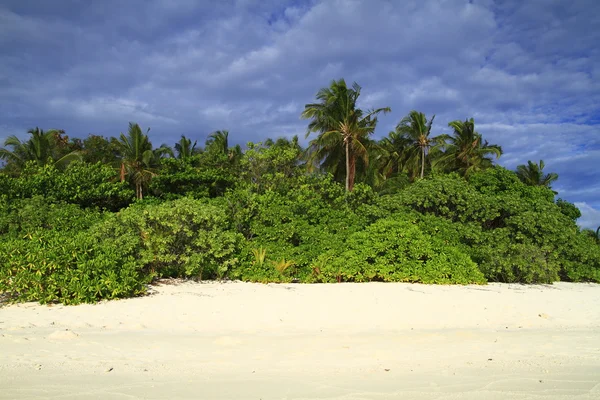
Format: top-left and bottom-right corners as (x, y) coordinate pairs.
(0, 162), (134, 211)
(0, 127), (82, 172)
(0, 196), (103, 236)
(0, 229), (148, 305)
(150, 156), (237, 199)
(560, 233), (600, 282)
(470, 230), (561, 283)
(393, 173), (498, 225)
(81, 134), (121, 165)
(313, 218), (485, 284)
(388, 168), (598, 283)
(226, 175), (370, 282)
(240, 139), (303, 193)
(0, 198), (146, 305)
(103, 198), (243, 280)
(556, 198), (581, 222)
(516, 159), (559, 188)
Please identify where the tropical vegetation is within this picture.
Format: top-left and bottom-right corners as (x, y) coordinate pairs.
(0, 79), (598, 305)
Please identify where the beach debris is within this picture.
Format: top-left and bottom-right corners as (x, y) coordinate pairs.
(106, 367), (113, 372)
(538, 313), (550, 319)
(384, 369), (390, 372)
(488, 358), (493, 361)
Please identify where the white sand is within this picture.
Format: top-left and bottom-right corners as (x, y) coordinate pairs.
(1, 281), (600, 399)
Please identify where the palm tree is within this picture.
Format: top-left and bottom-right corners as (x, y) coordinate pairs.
(205, 130), (242, 163)
(370, 131), (407, 185)
(174, 135), (200, 160)
(516, 160), (558, 188)
(436, 118), (502, 177)
(205, 130), (229, 155)
(394, 111), (436, 179)
(0, 127), (81, 170)
(301, 79), (390, 191)
(115, 122), (171, 199)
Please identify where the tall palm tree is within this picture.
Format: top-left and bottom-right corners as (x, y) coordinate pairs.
(301, 79), (390, 191)
(0, 127), (81, 170)
(394, 111), (436, 179)
(115, 122), (171, 199)
(436, 118), (502, 177)
(174, 135), (200, 160)
(516, 160), (559, 188)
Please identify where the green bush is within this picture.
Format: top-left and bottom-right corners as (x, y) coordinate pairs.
(0, 196), (103, 236)
(312, 218), (486, 284)
(99, 197), (243, 279)
(387, 169), (600, 283)
(391, 174), (500, 226)
(560, 233), (600, 282)
(149, 156), (237, 199)
(0, 196), (244, 304)
(226, 179), (371, 282)
(0, 229), (147, 305)
(0, 162), (134, 211)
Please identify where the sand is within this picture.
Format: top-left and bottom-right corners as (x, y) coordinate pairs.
(1, 281), (599, 399)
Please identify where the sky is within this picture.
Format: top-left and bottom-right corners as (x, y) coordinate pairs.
(0, 0), (599, 228)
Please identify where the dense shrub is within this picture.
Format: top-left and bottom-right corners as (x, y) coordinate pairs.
(312, 218), (486, 284)
(0, 196), (103, 236)
(225, 177), (376, 282)
(560, 234), (600, 282)
(0, 162), (134, 211)
(0, 196), (245, 304)
(384, 169), (600, 283)
(150, 156), (238, 199)
(98, 197), (243, 279)
(0, 227), (147, 305)
(389, 174), (501, 227)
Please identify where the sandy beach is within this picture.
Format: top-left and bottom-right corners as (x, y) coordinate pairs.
(1, 281), (599, 399)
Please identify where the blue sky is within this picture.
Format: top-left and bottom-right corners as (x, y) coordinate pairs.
(1, 0), (599, 228)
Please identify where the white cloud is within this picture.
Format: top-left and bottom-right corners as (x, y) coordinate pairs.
(575, 203), (600, 230)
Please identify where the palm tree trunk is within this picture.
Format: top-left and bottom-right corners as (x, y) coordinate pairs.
(345, 140), (351, 191)
(120, 162), (126, 182)
(420, 146), (425, 179)
(348, 154), (356, 192)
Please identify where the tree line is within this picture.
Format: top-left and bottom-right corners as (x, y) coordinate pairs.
(0, 78), (597, 305)
(1, 79), (558, 198)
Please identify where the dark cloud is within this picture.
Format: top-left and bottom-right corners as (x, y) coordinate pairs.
(0, 0), (598, 226)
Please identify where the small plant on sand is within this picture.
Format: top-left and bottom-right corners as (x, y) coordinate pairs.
(272, 258), (294, 276)
(252, 246), (267, 266)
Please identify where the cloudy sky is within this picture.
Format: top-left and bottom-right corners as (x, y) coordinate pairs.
(1, 0), (599, 227)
